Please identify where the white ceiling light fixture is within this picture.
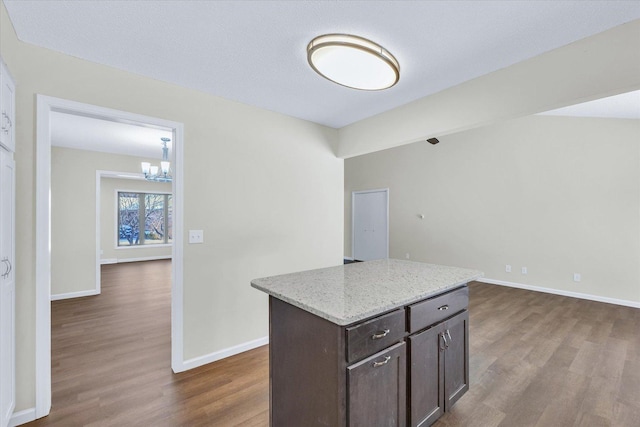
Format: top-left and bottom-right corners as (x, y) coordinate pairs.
(307, 34), (400, 91)
(141, 137), (172, 182)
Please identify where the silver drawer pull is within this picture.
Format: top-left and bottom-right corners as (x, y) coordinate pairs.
(371, 329), (390, 340)
(372, 356), (391, 368)
(438, 304), (449, 311)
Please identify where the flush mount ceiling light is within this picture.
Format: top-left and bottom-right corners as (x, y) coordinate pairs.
(307, 34), (400, 91)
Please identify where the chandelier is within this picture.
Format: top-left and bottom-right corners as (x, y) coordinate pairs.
(141, 137), (172, 182)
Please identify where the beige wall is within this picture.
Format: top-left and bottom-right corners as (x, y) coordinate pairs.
(2, 3), (343, 412)
(101, 177), (172, 262)
(52, 147), (172, 297)
(345, 115), (640, 304)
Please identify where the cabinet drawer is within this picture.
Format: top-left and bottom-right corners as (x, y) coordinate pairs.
(346, 309), (405, 363)
(407, 286), (468, 333)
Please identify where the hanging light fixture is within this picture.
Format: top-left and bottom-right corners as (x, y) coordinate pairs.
(141, 137), (172, 182)
(307, 34), (400, 90)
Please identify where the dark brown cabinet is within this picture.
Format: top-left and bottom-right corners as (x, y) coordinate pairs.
(409, 310), (469, 427)
(443, 311), (469, 410)
(348, 342), (406, 427)
(408, 324), (444, 427)
(268, 285), (469, 427)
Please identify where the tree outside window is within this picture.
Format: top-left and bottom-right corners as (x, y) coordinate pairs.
(118, 192), (172, 246)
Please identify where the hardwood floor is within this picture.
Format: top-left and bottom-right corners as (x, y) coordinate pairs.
(25, 260), (268, 427)
(437, 283), (640, 427)
(25, 266), (639, 426)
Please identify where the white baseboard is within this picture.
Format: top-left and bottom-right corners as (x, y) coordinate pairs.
(177, 336), (269, 373)
(10, 407), (36, 427)
(479, 278), (640, 308)
(50, 288), (99, 301)
(100, 258), (117, 265)
(113, 255), (172, 264)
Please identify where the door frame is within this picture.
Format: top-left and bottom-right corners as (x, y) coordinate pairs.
(35, 95), (185, 418)
(351, 188), (389, 261)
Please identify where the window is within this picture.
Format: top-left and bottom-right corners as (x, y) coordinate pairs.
(118, 192), (172, 246)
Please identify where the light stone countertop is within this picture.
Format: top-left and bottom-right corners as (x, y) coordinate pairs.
(251, 259), (483, 326)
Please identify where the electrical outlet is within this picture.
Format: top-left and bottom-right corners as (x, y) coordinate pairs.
(189, 230), (204, 244)
(505, 264), (511, 273)
(521, 266), (527, 275)
(573, 273), (581, 282)
(405, 253), (410, 260)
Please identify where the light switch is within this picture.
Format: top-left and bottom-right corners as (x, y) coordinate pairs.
(189, 230), (204, 244)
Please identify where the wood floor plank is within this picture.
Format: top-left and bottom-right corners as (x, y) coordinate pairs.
(24, 270), (640, 426)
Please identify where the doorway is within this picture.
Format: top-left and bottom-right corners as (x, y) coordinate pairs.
(352, 189), (389, 261)
(35, 95), (185, 418)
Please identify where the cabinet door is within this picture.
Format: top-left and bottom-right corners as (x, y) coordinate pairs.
(0, 61), (15, 153)
(0, 148), (15, 427)
(443, 310), (469, 410)
(408, 324), (445, 427)
(347, 342), (406, 427)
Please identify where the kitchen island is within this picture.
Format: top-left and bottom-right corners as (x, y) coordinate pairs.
(251, 259), (483, 427)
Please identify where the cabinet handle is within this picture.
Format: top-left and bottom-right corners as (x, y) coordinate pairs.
(442, 333), (449, 350)
(1, 258), (8, 278)
(446, 329), (452, 343)
(372, 356), (391, 368)
(371, 329), (390, 340)
(438, 304), (449, 311)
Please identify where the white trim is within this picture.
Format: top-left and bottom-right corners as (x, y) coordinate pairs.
(478, 278), (640, 309)
(114, 255), (172, 264)
(98, 170), (145, 180)
(95, 171), (102, 298)
(170, 123), (184, 374)
(113, 188), (171, 194)
(36, 95), (186, 419)
(35, 96), (52, 418)
(351, 188), (390, 261)
(178, 336), (269, 372)
(115, 244), (172, 250)
(9, 407), (36, 427)
(50, 289), (99, 301)
(100, 256), (171, 265)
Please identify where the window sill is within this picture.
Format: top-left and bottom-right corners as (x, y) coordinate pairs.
(115, 243), (172, 249)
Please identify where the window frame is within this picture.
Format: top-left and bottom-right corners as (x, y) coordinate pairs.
(115, 189), (173, 249)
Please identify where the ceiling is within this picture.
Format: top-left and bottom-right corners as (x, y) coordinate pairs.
(51, 111), (172, 159)
(539, 90), (640, 120)
(5, 1), (640, 130)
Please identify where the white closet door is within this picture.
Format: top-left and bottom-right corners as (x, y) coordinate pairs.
(352, 189), (389, 261)
(0, 147), (15, 427)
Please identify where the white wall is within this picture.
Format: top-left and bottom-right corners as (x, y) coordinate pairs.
(2, 2), (343, 413)
(101, 176), (172, 262)
(52, 146), (172, 297)
(337, 20), (640, 159)
(345, 115), (640, 304)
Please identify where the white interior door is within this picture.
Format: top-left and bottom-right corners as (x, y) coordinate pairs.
(0, 147), (15, 427)
(352, 189), (389, 261)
